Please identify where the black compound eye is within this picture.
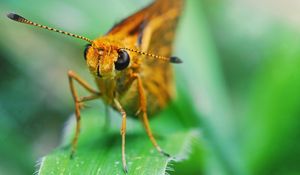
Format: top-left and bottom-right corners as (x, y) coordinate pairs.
(84, 44), (91, 60)
(115, 50), (130, 71)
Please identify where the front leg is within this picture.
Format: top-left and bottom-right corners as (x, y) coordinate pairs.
(113, 98), (128, 173)
(132, 73), (170, 157)
(68, 70), (102, 158)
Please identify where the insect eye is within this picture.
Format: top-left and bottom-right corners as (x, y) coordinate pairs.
(115, 50), (130, 71)
(84, 44), (91, 60)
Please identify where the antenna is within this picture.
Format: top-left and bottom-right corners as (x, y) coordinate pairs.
(7, 13), (92, 43)
(122, 48), (182, 64)
(6, 13), (182, 64)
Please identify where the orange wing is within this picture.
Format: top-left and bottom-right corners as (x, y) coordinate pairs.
(108, 0), (184, 56)
(111, 0), (184, 115)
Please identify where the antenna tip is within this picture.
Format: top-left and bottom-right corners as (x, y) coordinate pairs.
(170, 56), (183, 64)
(7, 13), (25, 22)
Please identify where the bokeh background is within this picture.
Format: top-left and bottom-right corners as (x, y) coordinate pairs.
(1, 0), (300, 174)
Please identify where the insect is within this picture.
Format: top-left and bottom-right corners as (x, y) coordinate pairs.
(7, 0), (184, 173)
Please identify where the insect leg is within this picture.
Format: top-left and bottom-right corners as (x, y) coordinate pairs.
(132, 73), (170, 157)
(113, 98), (128, 173)
(68, 70), (102, 158)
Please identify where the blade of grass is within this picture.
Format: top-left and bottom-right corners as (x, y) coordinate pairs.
(243, 27), (300, 175)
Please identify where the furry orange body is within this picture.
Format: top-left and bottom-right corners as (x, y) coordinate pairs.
(87, 0), (184, 116)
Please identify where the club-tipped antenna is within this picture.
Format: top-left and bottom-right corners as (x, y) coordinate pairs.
(7, 13), (92, 43)
(7, 13), (182, 63)
(122, 47), (182, 64)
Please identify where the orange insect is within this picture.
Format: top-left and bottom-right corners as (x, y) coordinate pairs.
(7, 0), (184, 173)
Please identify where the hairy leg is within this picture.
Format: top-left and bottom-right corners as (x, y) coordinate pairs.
(132, 73), (170, 157)
(68, 70), (101, 158)
(113, 98), (128, 173)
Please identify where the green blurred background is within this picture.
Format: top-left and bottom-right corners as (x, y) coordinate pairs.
(1, 0), (300, 174)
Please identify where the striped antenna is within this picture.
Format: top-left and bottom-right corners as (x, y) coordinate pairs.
(7, 13), (92, 43)
(122, 48), (182, 64)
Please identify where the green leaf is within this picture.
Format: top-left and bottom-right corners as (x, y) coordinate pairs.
(36, 91), (203, 175)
